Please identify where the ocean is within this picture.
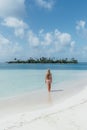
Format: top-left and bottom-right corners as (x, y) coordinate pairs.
(0, 63), (87, 98)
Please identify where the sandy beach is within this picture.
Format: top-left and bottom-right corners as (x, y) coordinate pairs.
(0, 78), (87, 130)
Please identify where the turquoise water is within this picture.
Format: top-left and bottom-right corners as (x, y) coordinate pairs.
(0, 63), (87, 98)
(0, 62), (87, 70)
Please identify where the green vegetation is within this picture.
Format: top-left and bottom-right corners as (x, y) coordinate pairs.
(7, 57), (78, 64)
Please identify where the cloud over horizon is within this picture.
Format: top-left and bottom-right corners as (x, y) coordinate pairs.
(27, 29), (75, 57)
(0, 34), (22, 60)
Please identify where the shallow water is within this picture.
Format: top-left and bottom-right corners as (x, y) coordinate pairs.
(0, 63), (87, 98)
(0, 68), (87, 98)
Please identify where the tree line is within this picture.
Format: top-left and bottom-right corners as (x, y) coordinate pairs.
(7, 57), (78, 64)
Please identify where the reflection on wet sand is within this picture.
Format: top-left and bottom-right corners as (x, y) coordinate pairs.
(47, 93), (52, 104)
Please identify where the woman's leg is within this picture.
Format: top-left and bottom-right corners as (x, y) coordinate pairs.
(48, 83), (51, 92)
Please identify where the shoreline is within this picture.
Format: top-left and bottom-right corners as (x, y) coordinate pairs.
(0, 77), (87, 117)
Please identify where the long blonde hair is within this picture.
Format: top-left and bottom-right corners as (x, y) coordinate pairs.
(46, 69), (52, 80)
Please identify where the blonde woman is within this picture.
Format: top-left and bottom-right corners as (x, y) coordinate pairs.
(45, 69), (52, 92)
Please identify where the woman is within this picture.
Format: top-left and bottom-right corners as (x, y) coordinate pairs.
(45, 69), (52, 92)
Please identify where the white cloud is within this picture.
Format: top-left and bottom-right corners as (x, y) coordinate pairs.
(35, 0), (54, 9)
(76, 20), (87, 38)
(2, 17), (28, 28)
(0, 34), (10, 45)
(2, 17), (28, 38)
(14, 28), (25, 38)
(70, 41), (75, 52)
(0, 34), (22, 59)
(76, 20), (85, 30)
(27, 29), (75, 55)
(27, 30), (40, 47)
(54, 30), (71, 45)
(0, 28), (75, 60)
(41, 32), (52, 45)
(0, 0), (26, 18)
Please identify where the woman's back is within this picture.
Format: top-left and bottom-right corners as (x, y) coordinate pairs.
(46, 73), (52, 80)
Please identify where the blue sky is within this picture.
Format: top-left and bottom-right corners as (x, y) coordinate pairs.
(0, 0), (87, 62)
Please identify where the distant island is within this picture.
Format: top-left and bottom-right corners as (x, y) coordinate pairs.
(7, 57), (78, 64)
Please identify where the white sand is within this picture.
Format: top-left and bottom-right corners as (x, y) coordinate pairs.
(0, 78), (87, 130)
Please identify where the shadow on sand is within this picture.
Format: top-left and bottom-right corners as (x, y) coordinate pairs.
(51, 89), (64, 92)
